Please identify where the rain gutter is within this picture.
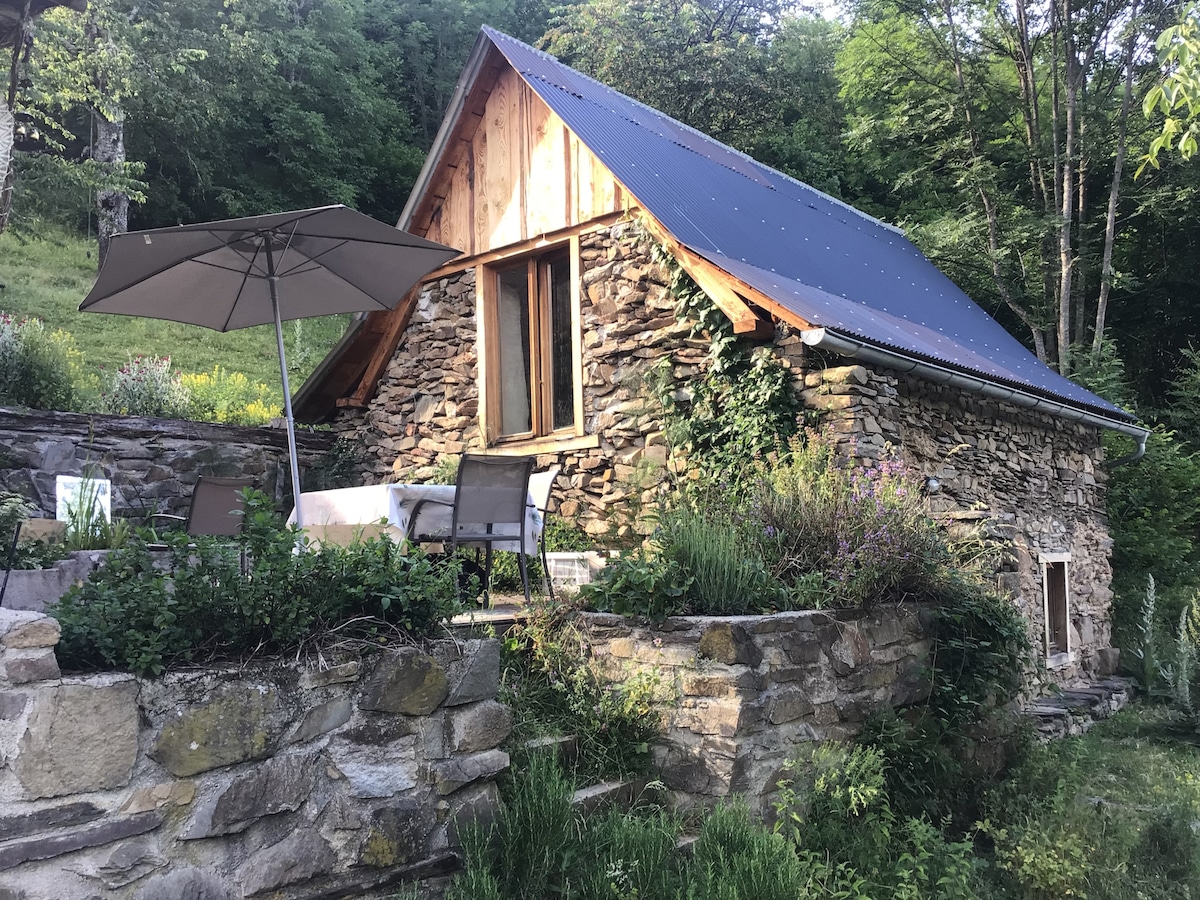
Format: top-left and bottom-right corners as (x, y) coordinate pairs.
(801, 328), (1149, 467)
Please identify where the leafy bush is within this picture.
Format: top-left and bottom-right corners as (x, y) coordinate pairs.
(774, 743), (979, 899)
(543, 515), (594, 552)
(0, 313), (82, 410)
(0, 492), (65, 570)
(100, 355), (191, 418)
(579, 545), (692, 620)
(181, 365), (281, 425)
(501, 598), (664, 783)
(51, 491), (463, 675)
(1107, 427), (1200, 647)
(750, 435), (950, 607)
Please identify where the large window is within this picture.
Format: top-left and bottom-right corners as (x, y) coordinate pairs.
(484, 246), (581, 443)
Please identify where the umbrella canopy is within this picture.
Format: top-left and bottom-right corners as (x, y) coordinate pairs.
(80, 205), (460, 526)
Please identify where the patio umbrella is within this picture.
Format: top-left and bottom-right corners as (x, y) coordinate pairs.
(79, 205), (460, 526)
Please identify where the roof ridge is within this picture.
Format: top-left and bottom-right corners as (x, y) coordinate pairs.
(480, 26), (904, 237)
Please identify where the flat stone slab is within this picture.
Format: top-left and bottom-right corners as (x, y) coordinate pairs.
(15, 680), (140, 799)
(149, 684), (286, 777)
(0, 810), (164, 870)
(0, 801), (105, 842)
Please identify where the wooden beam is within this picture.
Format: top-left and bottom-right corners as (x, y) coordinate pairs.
(348, 288), (423, 407)
(419, 211), (627, 282)
(639, 215), (773, 338)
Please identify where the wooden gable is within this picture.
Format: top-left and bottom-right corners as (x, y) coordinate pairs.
(411, 65), (628, 257)
(294, 40), (774, 421)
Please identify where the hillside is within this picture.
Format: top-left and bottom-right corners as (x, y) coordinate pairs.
(0, 229), (350, 398)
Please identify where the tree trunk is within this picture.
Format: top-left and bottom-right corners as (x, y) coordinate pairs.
(1093, 5), (1140, 360)
(0, 101), (14, 235)
(93, 107), (127, 269)
(0, 0), (29, 236)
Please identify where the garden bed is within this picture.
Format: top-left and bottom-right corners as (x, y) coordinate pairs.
(0, 550), (106, 612)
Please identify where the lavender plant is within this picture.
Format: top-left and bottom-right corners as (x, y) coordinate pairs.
(750, 434), (948, 607)
(100, 355), (191, 419)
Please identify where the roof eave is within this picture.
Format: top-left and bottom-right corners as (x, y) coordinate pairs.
(398, 30), (498, 231)
(801, 327), (1147, 440)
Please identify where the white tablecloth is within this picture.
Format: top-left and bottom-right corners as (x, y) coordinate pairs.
(287, 484), (542, 555)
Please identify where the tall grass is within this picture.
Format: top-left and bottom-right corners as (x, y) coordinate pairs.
(0, 228), (350, 397)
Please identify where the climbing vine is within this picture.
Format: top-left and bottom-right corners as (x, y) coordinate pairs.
(646, 238), (800, 486)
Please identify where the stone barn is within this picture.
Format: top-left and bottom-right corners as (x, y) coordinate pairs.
(294, 27), (1148, 683)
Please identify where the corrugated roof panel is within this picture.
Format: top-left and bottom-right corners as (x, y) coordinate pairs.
(482, 27), (1134, 423)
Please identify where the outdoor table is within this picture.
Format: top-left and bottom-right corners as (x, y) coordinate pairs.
(286, 483), (542, 555)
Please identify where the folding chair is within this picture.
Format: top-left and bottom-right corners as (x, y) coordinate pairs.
(526, 466), (560, 600)
(153, 476), (252, 537)
(409, 454), (535, 607)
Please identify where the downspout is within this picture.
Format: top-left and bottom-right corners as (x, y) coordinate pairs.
(801, 328), (1149, 467)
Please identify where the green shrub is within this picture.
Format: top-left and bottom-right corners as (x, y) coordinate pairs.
(579, 545), (692, 620)
(0, 313), (82, 411)
(181, 365), (281, 425)
(447, 751), (579, 900)
(100, 355), (191, 418)
(0, 492), (65, 569)
(750, 434), (949, 607)
(658, 503), (788, 614)
(1107, 427), (1200, 648)
(501, 598), (664, 783)
(774, 743), (979, 899)
(543, 515), (593, 552)
(51, 491), (463, 675)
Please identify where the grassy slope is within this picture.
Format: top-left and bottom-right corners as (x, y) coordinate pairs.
(0, 228), (351, 395)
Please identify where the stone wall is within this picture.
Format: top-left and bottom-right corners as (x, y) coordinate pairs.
(0, 408), (336, 520)
(579, 606), (930, 817)
(333, 220), (698, 538)
(0, 608), (509, 899)
(798, 357), (1113, 683)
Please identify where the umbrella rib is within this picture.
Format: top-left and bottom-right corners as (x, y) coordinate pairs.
(220, 246), (261, 332)
(274, 240), (351, 278)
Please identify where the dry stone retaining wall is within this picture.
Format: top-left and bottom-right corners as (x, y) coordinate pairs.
(0, 608), (508, 899)
(580, 606), (931, 817)
(0, 408), (335, 521)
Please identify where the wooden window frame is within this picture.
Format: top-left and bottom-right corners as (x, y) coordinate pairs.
(477, 236), (584, 447)
(1040, 552), (1072, 662)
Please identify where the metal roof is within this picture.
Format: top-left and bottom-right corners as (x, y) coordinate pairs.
(482, 26), (1135, 424)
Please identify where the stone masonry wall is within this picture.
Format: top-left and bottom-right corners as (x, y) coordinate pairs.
(798, 353), (1113, 684)
(0, 408), (335, 521)
(333, 220), (700, 538)
(580, 606), (930, 817)
(0, 608), (509, 899)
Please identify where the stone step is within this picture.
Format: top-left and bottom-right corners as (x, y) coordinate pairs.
(570, 778), (650, 816)
(522, 734), (578, 764)
(1022, 676), (1136, 740)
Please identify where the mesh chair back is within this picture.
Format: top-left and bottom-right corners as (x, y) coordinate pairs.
(451, 455), (534, 538)
(187, 476), (252, 536)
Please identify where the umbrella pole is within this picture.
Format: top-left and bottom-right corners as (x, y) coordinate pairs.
(268, 271), (305, 531)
